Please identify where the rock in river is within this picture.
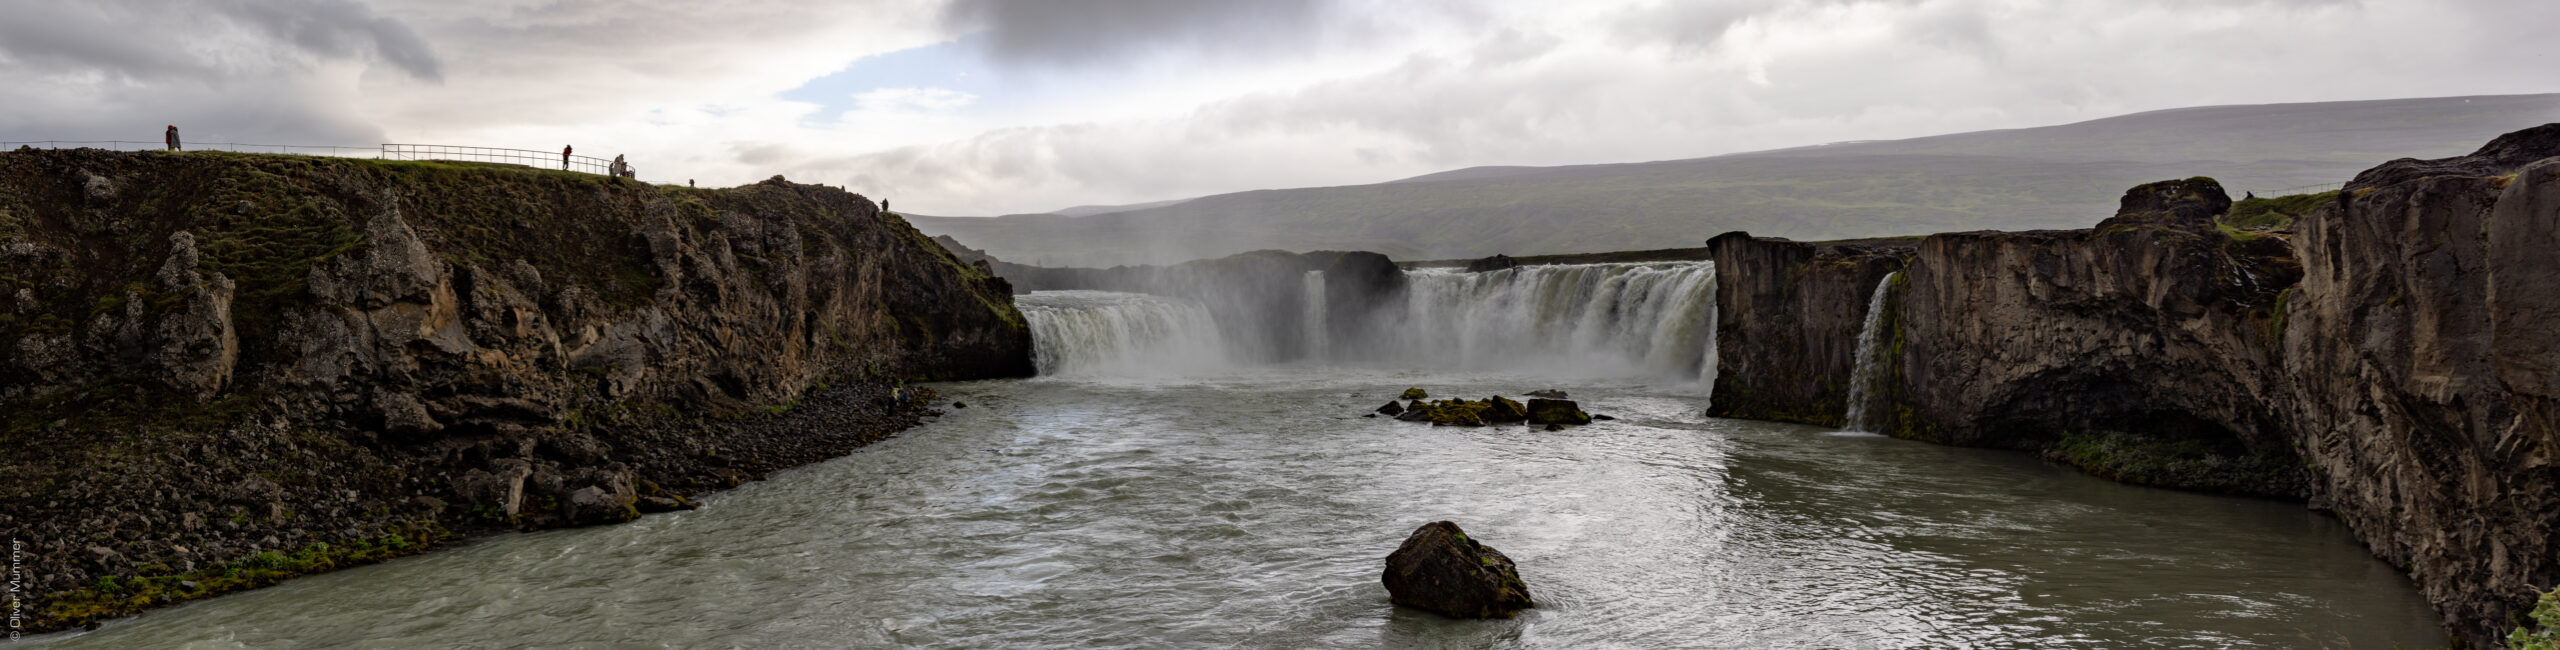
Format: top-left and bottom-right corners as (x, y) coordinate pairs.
(1382, 521), (1535, 618)
(1376, 401), (1406, 416)
(1525, 398), (1590, 425)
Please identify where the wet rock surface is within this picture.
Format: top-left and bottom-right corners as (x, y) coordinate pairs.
(1524, 398), (1590, 426)
(1381, 521), (1534, 619)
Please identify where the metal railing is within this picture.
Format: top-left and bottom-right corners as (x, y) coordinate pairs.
(380, 143), (621, 176)
(2, 140), (376, 157)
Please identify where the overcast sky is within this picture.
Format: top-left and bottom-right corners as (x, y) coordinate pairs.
(0, 0), (2551, 215)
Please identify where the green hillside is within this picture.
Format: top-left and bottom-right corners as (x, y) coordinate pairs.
(914, 93), (2560, 266)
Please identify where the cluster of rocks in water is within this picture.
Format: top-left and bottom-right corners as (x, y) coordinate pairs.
(1368, 387), (1608, 431)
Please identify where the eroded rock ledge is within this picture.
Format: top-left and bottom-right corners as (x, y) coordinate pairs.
(1705, 125), (2560, 646)
(0, 150), (1032, 631)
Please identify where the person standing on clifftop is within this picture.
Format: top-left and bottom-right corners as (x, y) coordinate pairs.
(164, 125), (180, 151)
(561, 145), (573, 170)
(881, 198), (890, 214)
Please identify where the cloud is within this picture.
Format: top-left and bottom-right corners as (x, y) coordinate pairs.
(774, 0), (2560, 216)
(0, 0), (441, 82)
(940, 0), (1341, 67)
(4, 0), (2552, 219)
(856, 87), (978, 112)
(0, 0), (443, 145)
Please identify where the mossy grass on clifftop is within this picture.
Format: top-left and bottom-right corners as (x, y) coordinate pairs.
(2222, 190), (2338, 231)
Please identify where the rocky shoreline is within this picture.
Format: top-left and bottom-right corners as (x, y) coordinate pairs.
(8, 378), (947, 632)
(0, 148), (1033, 632)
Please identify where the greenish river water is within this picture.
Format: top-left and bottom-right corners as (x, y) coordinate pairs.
(34, 369), (2442, 648)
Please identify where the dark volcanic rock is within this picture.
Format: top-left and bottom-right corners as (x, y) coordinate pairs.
(1463, 254), (1519, 273)
(2349, 123), (2560, 191)
(2285, 140), (2560, 647)
(1525, 399), (1590, 426)
(1525, 389), (1566, 399)
(1381, 521), (1534, 619)
(0, 149), (1034, 632)
(1376, 401), (1405, 416)
(1702, 123), (2560, 645)
(1400, 387), (1429, 400)
(1481, 396), (1527, 423)
(2113, 177), (2233, 225)
(1703, 232), (1911, 426)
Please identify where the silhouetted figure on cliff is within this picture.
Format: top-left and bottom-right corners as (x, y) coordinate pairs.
(561, 144), (572, 170)
(164, 125), (180, 151)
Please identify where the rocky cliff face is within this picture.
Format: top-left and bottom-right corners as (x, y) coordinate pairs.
(1707, 127), (2560, 645)
(1702, 233), (1909, 426)
(2284, 128), (2560, 645)
(0, 150), (1030, 630)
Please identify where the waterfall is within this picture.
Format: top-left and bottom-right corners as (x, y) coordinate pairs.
(1842, 272), (1899, 432)
(1386, 262), (1720, 380)
(1302, 270), (1329, 362)
(1018, 291), (1229, 376)
(1016, 261), (1721, 383)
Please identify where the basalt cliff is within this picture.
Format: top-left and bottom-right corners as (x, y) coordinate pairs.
(0, 149), (1031, 631)
(1706, 125), (2560, 646)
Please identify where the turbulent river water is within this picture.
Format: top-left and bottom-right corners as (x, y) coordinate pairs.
(35, 281), (2446, 648)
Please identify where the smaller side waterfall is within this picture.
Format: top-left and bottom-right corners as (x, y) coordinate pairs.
(1019, 291), (1230, 376)
(1302, 270), (1328, 362)
(1842, 272), (1899, 432)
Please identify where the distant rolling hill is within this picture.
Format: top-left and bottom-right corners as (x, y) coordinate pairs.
(911, 93), (2560, 266)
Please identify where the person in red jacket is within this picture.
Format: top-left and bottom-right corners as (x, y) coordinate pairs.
(165, 125), (181, 151)
(561, 144), (572, 170)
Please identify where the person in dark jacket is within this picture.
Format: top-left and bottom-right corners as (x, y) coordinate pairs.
(165, 125), (181, 151)
(561, 144), (573, 170)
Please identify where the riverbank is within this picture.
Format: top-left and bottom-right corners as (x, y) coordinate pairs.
(0, 148), (1031, 632)
(12, 379), (945, 631)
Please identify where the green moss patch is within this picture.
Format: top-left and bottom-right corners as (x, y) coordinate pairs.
(2223, 190), (2337, 231)
(32, 522), (451, 632)
(2049, 429), (2301, 497)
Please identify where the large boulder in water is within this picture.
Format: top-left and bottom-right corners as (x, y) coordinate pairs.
(1400, 387), (1429, 400)
(1376, 401), (1405, 416)
(1383, 521), (1535, 618)
(1525, 399), (1590, 425)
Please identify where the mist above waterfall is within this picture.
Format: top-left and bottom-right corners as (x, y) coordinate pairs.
(1016, 261), (1718, 384)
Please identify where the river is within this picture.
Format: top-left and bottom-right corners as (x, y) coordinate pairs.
(29, 277), (2446, 648)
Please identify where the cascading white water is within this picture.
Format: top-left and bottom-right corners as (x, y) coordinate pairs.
(1017, 262), (1720, 383)
(1301, 270), (1328, 362)
(1386, 262), (1719, 381)
(1842, 272), (1899, 432)
(1017, 290), (1229, 376)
